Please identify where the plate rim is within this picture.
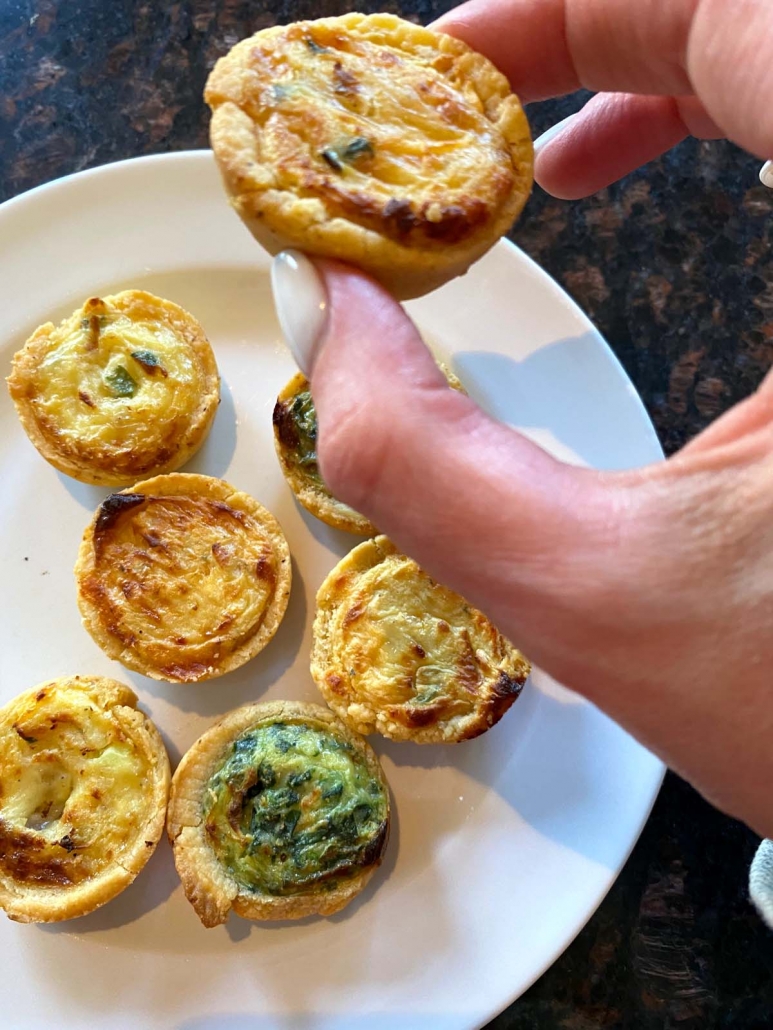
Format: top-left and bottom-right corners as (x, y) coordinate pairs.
(0, 150), (666, 1030)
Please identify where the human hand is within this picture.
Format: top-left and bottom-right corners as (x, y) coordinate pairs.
(435, 0), (773, 199)
(270, 0), (773, 838)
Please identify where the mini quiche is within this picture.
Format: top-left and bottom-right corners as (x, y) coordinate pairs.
(205, 13), (533, 299)
(7, 290), (219, 486)
(272, 365), (465, 535)
(312, 536), (531, 743)
(0, 675), (169, 923)
(272, 372), (375, 535)
(167, 700), (390, 926)
(75, 473), (291, 683)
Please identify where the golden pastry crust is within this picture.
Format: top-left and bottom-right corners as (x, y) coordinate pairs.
(6, 291), (220, 486)
(205, 13), (533, 299)
(312, 536), (530, 743)
(0, 675), (170, 923)
(272, 372), (376, 535)
(167, 700), (390, 926)
(75, 473), (292, 683)
(272, 365), (465, 535)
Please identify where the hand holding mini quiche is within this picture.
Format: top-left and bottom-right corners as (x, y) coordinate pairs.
(205, 13), (533, 299)
(0, 13), (535, 935)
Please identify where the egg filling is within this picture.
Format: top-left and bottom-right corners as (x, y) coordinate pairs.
(0, 680), (156, 890)
(203, 719), (388, 896)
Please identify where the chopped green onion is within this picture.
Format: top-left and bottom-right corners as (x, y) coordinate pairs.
(104, 365), (138, 398)
(342, 137), (374, 161)
(131, 349), (168, 376)
(320, 138), (374, 173)
(321, 148), (344, 172)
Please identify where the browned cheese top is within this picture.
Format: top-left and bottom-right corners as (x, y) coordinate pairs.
(314, 537), (531, 741)
(206, 16), (525, 248)
(0, 679), (157, 891)
(80, 492), (282, 681)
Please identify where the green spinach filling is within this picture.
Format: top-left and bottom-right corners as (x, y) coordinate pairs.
(280, 390), (322, 484)
(98, 348), (167, 399)
(204, 720), (388, 896)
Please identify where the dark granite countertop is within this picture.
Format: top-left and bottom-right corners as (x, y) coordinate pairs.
(2, 1), (773, 1027)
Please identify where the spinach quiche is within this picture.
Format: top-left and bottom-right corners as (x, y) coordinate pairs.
(272, 372), (376, 535)
(312, 536), (531, 743)
(272, 365), (465, 534)
(7, 290), (219, 486)
(0, 676), (169, 923)
(75, 473), (291, 683)
(167, 700), (390, 926)
(205, 13), (533, 299)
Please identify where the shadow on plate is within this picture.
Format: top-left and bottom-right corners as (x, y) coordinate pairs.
(374, 670), (653, 869)
(56, 473), (108, 512)
(183, 373), (238, 480)
(295, 500), (369, 558)
(454, 334), (659, 471)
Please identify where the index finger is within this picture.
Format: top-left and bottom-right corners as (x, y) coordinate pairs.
(433, 0), (773, 160)
(433, 0), (695, 103)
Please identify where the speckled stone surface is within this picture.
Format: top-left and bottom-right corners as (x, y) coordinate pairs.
(2, 1), (773, 1027)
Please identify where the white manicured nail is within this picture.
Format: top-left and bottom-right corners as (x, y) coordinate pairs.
(760, 161), (773, 189)
(271, 251), (328, 376)
(533, 114), (577, 155)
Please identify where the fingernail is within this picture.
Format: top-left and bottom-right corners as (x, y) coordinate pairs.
(271, 250), (329, 376)
(533, 114), (576, 155)
(760, 161), (773, 189)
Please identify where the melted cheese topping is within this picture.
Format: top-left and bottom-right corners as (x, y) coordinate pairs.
(204, 718), (388, 896)
(206, 18), (519, 245)
(80, 492), (282, 681)
(16, 293), (216, 478)
(0, 681), (150, 888)
(315, 539), (530, 739)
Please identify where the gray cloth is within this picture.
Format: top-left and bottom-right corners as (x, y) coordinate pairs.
(750, 840), (773, 928)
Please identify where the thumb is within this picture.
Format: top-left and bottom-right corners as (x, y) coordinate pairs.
(271, 251), (622, 675)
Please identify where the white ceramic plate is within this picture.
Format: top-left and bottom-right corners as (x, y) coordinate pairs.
(0, 151), (664, 1030)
